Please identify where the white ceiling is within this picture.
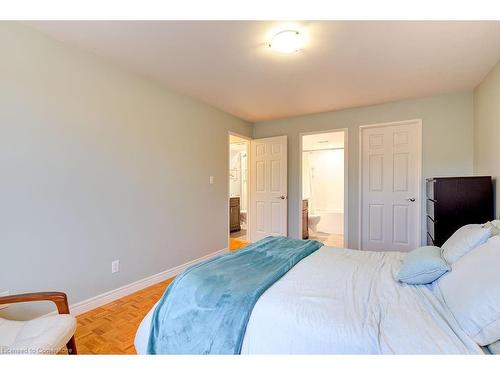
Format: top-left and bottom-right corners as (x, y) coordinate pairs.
(29, 21), (500, 122)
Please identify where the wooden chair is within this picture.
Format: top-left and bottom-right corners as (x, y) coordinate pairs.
(0, 292), (77, 354)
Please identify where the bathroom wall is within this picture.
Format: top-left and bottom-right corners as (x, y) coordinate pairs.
(302, 149), (344, 235)
(302, 152), (312, 200)
(241, 151), (248, 211)
(229, 149), (242, 198)
(229, 143), (248, 211)
(307, 149), (344, 213)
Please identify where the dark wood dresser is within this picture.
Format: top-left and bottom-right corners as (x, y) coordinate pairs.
(229, 197), (241, 232)
(302, 199), (309, 239)
(426, 176), (494, 247)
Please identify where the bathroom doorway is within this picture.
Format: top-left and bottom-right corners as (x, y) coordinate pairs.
(228, 133), (250, 249)
(300, 129), (348, 247)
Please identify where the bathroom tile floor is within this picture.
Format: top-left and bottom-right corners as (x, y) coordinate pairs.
(230, 229), (247, 239)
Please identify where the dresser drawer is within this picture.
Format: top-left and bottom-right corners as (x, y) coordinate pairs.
(426, 179), (435, 200)
(427, 232), (435, 246)
(426, 215), (435, 240)
(425, 176), (493, 247)
(426, 198), (435, 220)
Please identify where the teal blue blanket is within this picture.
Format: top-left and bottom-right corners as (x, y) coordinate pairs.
(147, 236), (322, 354)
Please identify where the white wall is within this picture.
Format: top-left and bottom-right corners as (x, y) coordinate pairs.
(474, 59), (500, 217)
(0, 23), (252, 319)
(254, 92), (475, 248)
(0, 22), (481, 319)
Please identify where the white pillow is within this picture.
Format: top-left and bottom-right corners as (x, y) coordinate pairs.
(438, 235), (500, 346)
(484, 220), (500, 236)
(441, 224), (491, 264)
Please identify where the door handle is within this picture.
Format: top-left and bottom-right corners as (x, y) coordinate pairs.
(276, 195), (287, 200)
(406, 198), (416, 202)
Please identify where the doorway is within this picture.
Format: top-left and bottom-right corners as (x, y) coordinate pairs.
(300, 130), (347, 247)
(359, 119), (422, 252)
(228, 134), (250, 250)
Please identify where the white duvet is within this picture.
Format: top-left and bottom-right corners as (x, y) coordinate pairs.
(135, 246), (482, 354)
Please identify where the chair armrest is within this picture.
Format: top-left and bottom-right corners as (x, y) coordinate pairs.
(0, 292), (71, 314)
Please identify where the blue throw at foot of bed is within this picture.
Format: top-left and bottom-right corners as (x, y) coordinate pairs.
(147, 236), (322, 354)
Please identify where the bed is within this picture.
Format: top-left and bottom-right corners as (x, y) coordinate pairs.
(135, 243), (484, 354)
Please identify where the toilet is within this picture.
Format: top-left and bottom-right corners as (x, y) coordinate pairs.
(240, 210), (247, 229)
(308, 214), (321, 233)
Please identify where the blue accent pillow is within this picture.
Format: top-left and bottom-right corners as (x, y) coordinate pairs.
(397, 246), (450, 285)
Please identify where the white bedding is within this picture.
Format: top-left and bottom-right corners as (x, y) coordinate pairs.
(135, 246), (482, 354)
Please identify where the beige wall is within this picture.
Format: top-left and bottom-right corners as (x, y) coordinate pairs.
(474, 60), (500, 218)
(253, 92), (475, 248)
(0, 23), (252, 318)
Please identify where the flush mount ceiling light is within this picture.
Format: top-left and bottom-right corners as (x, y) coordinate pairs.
(268, 29), (306, 54)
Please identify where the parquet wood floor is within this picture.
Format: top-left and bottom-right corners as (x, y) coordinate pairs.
(229, 238), (250, 251)
(68, 240), (249, 354)
(70, 278), (172, 354)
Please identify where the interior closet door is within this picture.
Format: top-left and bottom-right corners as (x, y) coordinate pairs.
(249, 136), (288, 242)
(360, 120), (422, 252)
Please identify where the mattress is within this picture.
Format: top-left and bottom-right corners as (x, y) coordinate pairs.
(135, 246), (483, 354)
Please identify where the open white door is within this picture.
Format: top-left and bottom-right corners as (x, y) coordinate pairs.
(360, 120), (422, 252)
(249, 136), (288, 242)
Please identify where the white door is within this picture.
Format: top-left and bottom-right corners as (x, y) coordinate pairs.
(361, 120), (421, 251)
(249, 136), (288, 241)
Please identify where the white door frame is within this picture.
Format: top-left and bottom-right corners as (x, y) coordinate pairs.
(299, 128), (349, 246)
(358, 119), (423, 250)
(227, 131), (252, 249)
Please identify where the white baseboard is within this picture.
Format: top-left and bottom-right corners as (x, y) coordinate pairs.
(44, 247), (229, 318)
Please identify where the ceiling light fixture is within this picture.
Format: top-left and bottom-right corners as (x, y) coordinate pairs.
(268, 29), (306, 54)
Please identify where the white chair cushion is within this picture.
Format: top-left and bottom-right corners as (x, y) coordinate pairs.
(0, 314), (76, 354)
